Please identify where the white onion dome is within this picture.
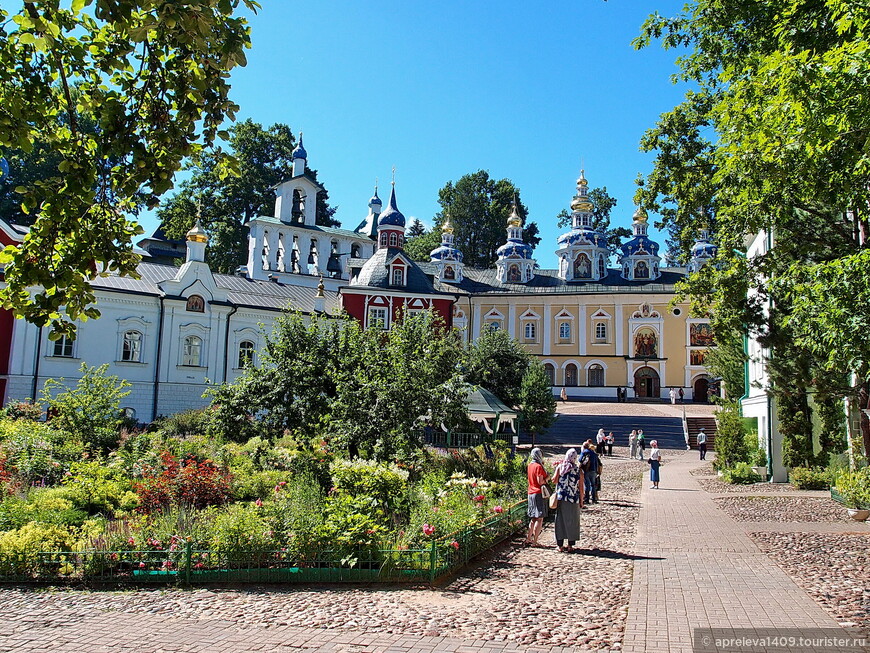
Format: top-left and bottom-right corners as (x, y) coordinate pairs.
(377, 183), (406, 228)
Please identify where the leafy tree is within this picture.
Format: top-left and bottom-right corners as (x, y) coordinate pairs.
(713, 401), (750, 469)
(157, 119), (339, 273)
(40, 363), (131, 452)
(635, 0), (870, 460)
(0, 0), (259, 337)
(555, 186), (630, 257)
(519, 360), (557, 437)
(404, 228), (442, 263)
(208, 311), (339, 443)
(329, 312), (468, 460)
(435, 171), (539, 268)
(464, 329), (532, 410)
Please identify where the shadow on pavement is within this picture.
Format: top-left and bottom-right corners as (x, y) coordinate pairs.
(572, 548), (665, 561)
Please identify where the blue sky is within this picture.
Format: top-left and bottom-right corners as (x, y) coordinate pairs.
(144, 0), (688, 269)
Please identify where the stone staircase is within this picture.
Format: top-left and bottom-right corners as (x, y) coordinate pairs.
(686, 416), (717, 449)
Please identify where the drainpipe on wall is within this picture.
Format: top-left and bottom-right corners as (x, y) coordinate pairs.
(151, 296), (165, 422)
(222, 305), (238, 383)
(31, 326), (43, 401)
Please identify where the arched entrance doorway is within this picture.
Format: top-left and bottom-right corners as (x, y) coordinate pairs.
(633, 366), (660, 399)
(693, 376), (710, 403)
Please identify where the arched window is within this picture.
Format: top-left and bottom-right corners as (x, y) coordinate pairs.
(238, 340), (255, 368)
(598, 255), (606, 278)
(595, 322), (607, 341)
(186, 295), (205, 312)
(524, 322), (536, 340)
(565, 363), (578, 387)
(122, 330), (142, 362)
(351, 244), (361, 258)
(182, 335), (202, 367)
(443, 265), (455, 280)
(487, 321), (500, 332)
(379, 232), (388, 248)
(559, 321), (571, 340)
(507, 264), (521, 282)
(588, 364), (604, 387)
(544, 363), (555, 385)
(292, 189), (305, 222)
(391, 267), (404, 286)
(389, 232), (398, 247)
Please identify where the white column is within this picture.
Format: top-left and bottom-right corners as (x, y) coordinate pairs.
(268, 231), (280, 272)
(615, 304), (624, 356)
(578, 304), (587, 356)
(472, 302), (482, 341)
(317, 240), (330, 276)
(507, 304), (516, 338)
(543, 303), (552, 356)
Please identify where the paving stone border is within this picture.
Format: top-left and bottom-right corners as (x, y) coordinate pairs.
(714, 496), (852, 523)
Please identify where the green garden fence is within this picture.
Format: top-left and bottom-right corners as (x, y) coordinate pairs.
(0, 501), (526, 586)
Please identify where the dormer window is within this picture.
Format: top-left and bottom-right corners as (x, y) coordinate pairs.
(391, 267), (405, 286)
(186, 295), (205, 312)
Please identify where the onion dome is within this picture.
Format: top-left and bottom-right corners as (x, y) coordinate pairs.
(186, 220), (208, 244)
(377, 183), (406, 228)
(619, 206), (660, 258)
(291, 134), (307, 161)
(369, 185), (382, 207)
(688, 227), (717, 273)
(507, 203), (522, 228)
(430, 217), (464, 262)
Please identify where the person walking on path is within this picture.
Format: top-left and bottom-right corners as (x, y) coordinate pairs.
(628, 429), (638, 460)
(606, 431), (615, 456)
(669, 388), (677, 404)
(596, 428), (606, 453)
(636, 429), (646, 460)
(525, 448), (548, 546)
(551, 448), (582, 552)
(678, 387), (684, 403)
(648, 440), (662, 489)
(560, 387), (568, 403)
(580, 442), (600, 504)
(697, 428), (708, 460)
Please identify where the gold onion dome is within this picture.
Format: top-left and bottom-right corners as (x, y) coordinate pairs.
(633, 206), (649, 223)
(576, 169), (588, 188)
(507, 204), (522, 228)
(572, 196), (593, 212)
(442, 217), (454, 234)
(186, 220), (208, 243)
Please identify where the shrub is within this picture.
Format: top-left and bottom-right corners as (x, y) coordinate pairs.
(714, 401), (750, 468)
(134, 451), (232, 513)
(789, 466), (832, 490)
(330, 458), (410, 516)
(208, 503), (277, 563)
(0, 420), (73, 486)
(63, 461), (137, 515)
(833, 468), (870, 509)
(155, 409), (216, 440)
(722, 462), (762, 485)
(0, 522), (75, 575)
(232, 470), (289, 501)
(2, 400), (42, 421)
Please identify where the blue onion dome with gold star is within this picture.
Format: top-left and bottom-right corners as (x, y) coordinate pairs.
(495, 204), (533, 259)
(619, 206), (660, 258)
(429, 217), (463, 261)
(377, 182), (406, 228)
(688, 226), (717, 273)
(291, 134), (307, 160)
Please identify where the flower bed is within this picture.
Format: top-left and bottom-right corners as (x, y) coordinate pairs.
(0, 501), (526, 585)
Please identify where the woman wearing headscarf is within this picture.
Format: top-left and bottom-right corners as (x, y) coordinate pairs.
(525, 447), (548, 546)
(648, 440), (663, 489)
(551, 448), (582, 552)
(596, 428), (606, 452)
(628, 429), (638, 460)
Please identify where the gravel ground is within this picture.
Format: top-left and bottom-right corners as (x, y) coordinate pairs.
(0, 460), (646, 651)
(714, 496), (851, 523)
(751, 532), (870, 635)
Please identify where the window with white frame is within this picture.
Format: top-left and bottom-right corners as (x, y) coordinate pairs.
(182, 335), (202, 367)
(122, 330), (142, 362)
(565, 363), (578, 386)
(368, 307), (388, 329)
(594, 321), (607, 341)
(389, 232), (398, 247)
(391, 267), (404, 286)
(487, 321), (501, 332)
(238, 340), (255, 368)
(588, 364), (605, 387)
(544, 363), (555, 385)
(524, 322), (536, 341)
(52, 335), (74, 358)
(559, 321), (571, 340)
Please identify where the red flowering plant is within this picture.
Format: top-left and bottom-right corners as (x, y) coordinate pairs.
(134, 451), (233, 513)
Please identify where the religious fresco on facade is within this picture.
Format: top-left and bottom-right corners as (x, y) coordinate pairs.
(690, 349), (708, 365)
(634, 329), (658, 358)
(690, 323), (714, 347)
(574, 252), (592, 278)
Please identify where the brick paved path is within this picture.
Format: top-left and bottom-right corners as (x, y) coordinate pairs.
(622, 450), (859, 653)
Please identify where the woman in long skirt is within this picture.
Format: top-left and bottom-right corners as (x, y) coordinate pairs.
(648, 440), (662, 489)
(551, 448), (581, 552)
